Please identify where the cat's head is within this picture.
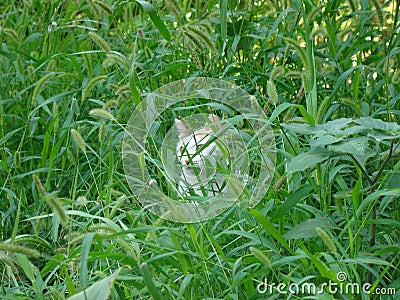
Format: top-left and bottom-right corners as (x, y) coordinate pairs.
(175, 114), (221, 168)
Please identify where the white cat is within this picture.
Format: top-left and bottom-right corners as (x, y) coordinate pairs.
(175, 114), (228, 197)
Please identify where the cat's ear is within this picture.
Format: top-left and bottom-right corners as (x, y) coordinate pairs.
(208, 114), (221, 129)
(175, 118), (188, 137)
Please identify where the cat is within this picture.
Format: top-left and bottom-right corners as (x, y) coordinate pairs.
(175, 114), (228, 197)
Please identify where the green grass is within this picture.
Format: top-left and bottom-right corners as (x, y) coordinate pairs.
(0, 0), (399, 299)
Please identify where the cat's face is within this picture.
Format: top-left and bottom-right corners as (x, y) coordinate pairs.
(175, 114), (222, 184)
(175, 114), (220, 167)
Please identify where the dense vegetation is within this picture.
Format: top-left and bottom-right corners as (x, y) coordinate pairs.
(0, 0), (399, 299)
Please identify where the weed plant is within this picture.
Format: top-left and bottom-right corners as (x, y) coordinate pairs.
(0, 0), (399, 299)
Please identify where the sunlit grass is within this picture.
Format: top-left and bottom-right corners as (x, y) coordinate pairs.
(0, 0), (399, 299)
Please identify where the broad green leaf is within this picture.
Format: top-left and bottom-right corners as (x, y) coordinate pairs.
(355, 117), (400, 133)
(14, 253), (35, 282)
(284, 217), (337, 239)
(368, 131), (400, 141)
(322, 118), (352, 132)
(287, 148), (332, 173)
(343, 125), (366, 136)
(67, 268), (122, 300)
(328, 137), (371, 155)
(274, 185), (314, 219)
(135, 0), (171, 41)
(310, 135), (342, 147)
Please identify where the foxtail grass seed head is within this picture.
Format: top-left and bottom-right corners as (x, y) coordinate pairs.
(32, 72), (55, 101)
(89, 108), (115, 121)
(88, 0), (102, 19)
(311, 27), (328, 40)
(46, 196), (69, 227)
(0, 242), (40, 258)
(3, 27), (19, 42)
(104, 53), (130, 70)
(82, 75), (107, 101)
(67, 148), (76, 165)
(13, 151), (21, 168)
(316, 227), (337, 253)
(392, 70), (400, 84)
(32, 174), (46, 197)
(115, 84), (130, 96)
(52, 101), (59, 132)
(316, 97), (331, 124)
(165, 0), (182, 19)
(273, 175), (287, 192)
(99, 121), (106, 142)
(300, 73), (308, 92)
(250, 247), (271, 267)
(199, 21), (213, 35)
(46, 59), (56, 71)
(102, 56), (115, 68)
(88, 223), (117, 234)
(144, 46), (153, 60)
(88, 31), (111, 53)
(117, 238), (139, 260)
(267, 80), (279, 105)
(0, 256), (19, 274)
(296, 86), (305, 99)
(283, 37), (308, 69)
(306, 5), (323, 23)
(93, 0), (113, 14)
(83, 54), (92, 77)
(185, 25), (216, 53)
(71, 129), (87, 153)
(27, 65), (35, 78)
(102, 99), (118, 110)
(286, 70), (303, 79)
(187, 43), (203, 70)
(270, 66), (285, 81)
(184, 29), (205, 52)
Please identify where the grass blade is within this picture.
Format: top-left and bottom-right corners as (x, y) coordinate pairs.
(135, 0), (171, 41)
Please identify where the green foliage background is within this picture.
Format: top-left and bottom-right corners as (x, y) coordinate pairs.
(0, 0), (399, 299)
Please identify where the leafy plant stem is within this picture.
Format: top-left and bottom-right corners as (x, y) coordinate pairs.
(349, 139), (398, 283)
